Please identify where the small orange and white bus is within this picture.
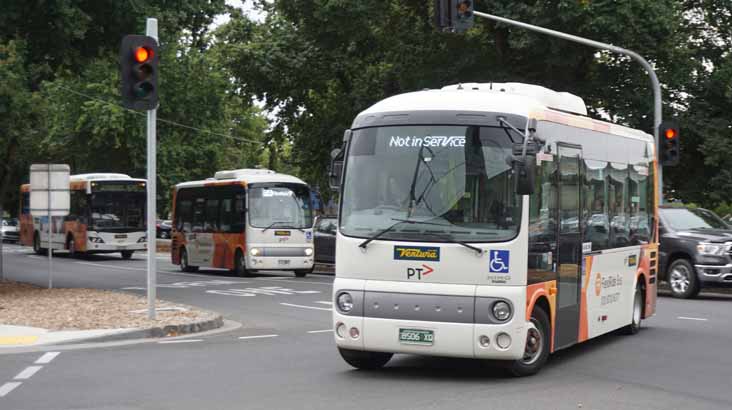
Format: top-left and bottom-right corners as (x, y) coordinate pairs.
(20, 173), (148, 259)
(171, 169), (315, 277)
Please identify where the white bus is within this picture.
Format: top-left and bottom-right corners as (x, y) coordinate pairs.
(20, 173), (148, 259)
(171, 169), (315, 277)
(329, 82), (658, 376)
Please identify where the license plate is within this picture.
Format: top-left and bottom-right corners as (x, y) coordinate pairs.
(115, 234), (128, 239)
(399, 328), (434, 345)
(278, 259), (290, 265)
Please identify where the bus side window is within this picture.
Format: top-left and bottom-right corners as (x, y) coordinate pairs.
(235, 193), (246, 231)
(528, 157), (557, 284)
(21, 192), (30, 215)
(220, 198), (233, 233)
(192, 198), (205, 233)
(608, 163), (629, 248)
(205, 198), (220, 232)
(583, 159), (609, 251)
(177, 199), (192, 232)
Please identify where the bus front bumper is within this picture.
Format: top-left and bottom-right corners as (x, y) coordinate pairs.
(333, 284), (528, 360)
(86, 243), (147, 252)
(247, 256), (314, 271)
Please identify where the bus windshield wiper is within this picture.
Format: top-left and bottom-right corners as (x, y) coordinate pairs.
(391, 218), (483, 255)
(358, 219), (406, 249)
(261, 221), (288, 232)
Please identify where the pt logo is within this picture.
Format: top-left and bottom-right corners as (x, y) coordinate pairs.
(407, 264), (434, 280)
(489, 250), (510, 273)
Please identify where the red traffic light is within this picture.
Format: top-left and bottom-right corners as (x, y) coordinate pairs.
(665, 128), (677, 139)
(134, 46), (152, 63)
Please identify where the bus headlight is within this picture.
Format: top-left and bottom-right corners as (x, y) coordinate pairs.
(492, 301), (512, 322)
(304, 248), (313, 256)
(249, 248), (261, 256)
(337, 292), (353, 313)
(89, 236), (105, 243)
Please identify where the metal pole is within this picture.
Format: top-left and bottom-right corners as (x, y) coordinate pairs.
(0, 203), (4, 281)
(146, 18), (158, 320)
(47, 165), (53, 289)
(473, 11), (663, 204)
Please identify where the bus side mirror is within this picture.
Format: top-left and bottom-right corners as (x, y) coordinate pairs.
(514, 157), (536, 195)
(329, 147), (344, 192)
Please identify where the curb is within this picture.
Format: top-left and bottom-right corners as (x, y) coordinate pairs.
(55, 315), (225, 346)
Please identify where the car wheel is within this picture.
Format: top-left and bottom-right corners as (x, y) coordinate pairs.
(180, 248), (199, 273)
(622, 282), (644, 335)
(338, 348), (392, 370)
(668, 259), (700, 299)
(233, 249), (251, 277)
(507, 307), (550, 377)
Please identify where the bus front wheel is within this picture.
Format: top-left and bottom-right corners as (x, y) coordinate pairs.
(294, 267), (314, 278)
(621, 283), (644, 335)
(507, 307), (550, 377)
(338, 348), (392, 370)
(180, 248), (199, 273)
(121, 251), (134, 260)
(233, 250), (251, 277)
(33, 233), (46, 255)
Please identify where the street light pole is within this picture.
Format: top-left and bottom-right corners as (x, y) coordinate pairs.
(473, 10), (663, 204)
(146, 17), (158, 320)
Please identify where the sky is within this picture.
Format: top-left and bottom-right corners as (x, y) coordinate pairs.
(212, 0), (266, 27)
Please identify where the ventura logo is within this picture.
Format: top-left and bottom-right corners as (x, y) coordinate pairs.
(394, 246), (440, 261)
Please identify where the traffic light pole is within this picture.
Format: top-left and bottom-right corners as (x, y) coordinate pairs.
(473, 10), (663, 205)
(146, 17), (158, 320)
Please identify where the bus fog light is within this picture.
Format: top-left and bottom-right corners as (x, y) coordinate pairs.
(304, 247), (313, 256)
(336, 322), (346, 338)
(337, 292), (353, 313)
(479, 335), (490, 348)
(249, 248), (261, 256)
(492, 301), (512, 322)
(496, 333), (512, 349)
(349, 327), (360, 339)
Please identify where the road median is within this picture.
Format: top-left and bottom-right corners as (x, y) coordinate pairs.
(0, 279), (223, 348)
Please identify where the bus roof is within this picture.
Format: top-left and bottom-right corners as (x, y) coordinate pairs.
(352, 82), (653, 143)
(21, 173), (145, 191)
(175, 169), (308, 190)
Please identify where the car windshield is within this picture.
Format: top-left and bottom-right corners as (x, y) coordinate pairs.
(340, 125), (520, 242)
(661, 208), (730, 231)
(90, 182), (146, 231)
(249, 184), (313, 229)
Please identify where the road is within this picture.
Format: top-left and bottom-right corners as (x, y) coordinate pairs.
(1, 242), (731, 410)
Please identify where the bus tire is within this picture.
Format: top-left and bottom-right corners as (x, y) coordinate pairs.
(668, 259), (700, 299)
(67, 235), (77, 258)
(507, 307), (550, 377)
(180, 248), (199, 273)
(338, 348), (392, 370)
(33, 232), (46, 255)
(233, 249), (251, 277)
(121, 251), (134, 260)
(622, 282), (644, 335)
(294, 267), (314, 278)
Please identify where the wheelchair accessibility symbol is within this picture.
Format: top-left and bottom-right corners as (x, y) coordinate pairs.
(489, 250), (510, 274)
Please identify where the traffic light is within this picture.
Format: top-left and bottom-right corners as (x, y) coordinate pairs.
(120, 35), (159, 110)
(434, 0), (474, 33)
(658, 121), (680, 166)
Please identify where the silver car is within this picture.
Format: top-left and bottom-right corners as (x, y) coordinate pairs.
(1, 218), (20, 243)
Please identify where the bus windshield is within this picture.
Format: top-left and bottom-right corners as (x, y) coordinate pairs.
(248, 184), (313, 229)
(340, 125), (520, 243)
(90, 182), (146, 231)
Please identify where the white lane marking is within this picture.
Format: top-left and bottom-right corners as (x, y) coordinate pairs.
(14, 366), (42, 380)
(76, 262), (144, 271)
(315, 301), (333, 305)
(27, 255), (45, 260)
(677, 316), (708, 321)
(0, 382), (22, 397)
(238, 334), (278, 340)
(158, 339), (203, 344)
(254, 278), (332, 286)
(280, 302), (332, 311)
(307, 329), (333, 334)
(35, 352), (60, 364)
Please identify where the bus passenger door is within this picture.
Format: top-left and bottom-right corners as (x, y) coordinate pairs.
(554, 145), (583, 350)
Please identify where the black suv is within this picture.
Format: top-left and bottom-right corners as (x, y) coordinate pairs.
(659, 206), (732, 298)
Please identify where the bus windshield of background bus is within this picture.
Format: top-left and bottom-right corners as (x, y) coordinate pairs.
(248, 185), (313, 229)
(340, 125), (520, 243)
(90, 182), (146, 231)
